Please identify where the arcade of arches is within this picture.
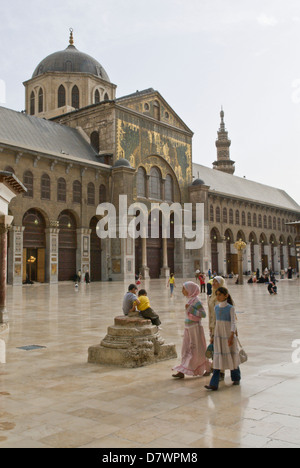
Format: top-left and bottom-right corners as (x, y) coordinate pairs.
(9, 208), (103, 285)
(210, 227), (298, 275)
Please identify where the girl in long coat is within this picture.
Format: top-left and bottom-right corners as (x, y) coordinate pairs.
(172, 282), (211, 379)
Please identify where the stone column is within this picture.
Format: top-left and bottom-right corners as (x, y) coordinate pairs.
(253, 244), (260, 272)
(234, 240), (246, 285)
(245, 243), (252, 274)
(217, 240), (227, 276)
(7, 226), (25, 286)
(282, 245), (288, 270)
(160, 237), (170, 278)
(141, 236), (150, 279)
(45, 226), (60, 283)
(76, 228), (91, 278)
(273, 246), (280, 274)
(0, 216), (13, 324)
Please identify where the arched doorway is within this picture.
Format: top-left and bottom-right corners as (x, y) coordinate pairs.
(260, 233), (268, 271)
(224, 229), (234, 274)
(90, 216), (102, 281)
(287, 236), (296, 269)
(147, 210), (162, 279)
(23, 209), (46, 283)
(58, 211), (77, 281)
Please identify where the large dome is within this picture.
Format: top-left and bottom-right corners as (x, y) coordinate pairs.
(32, 34), (110, 82)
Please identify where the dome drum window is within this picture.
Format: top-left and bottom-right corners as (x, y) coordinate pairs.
(72, 85), (79, 109)
(58, 85), (66, 108)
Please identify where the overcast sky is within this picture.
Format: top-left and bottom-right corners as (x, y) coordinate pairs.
(1, 0), (300, 206)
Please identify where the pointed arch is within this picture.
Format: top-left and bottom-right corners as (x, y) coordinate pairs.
(72, 85), (79, 109)
(58, 85), (66, 108)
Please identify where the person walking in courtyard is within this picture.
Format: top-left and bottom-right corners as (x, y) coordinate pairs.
(205, 287), (241, 391)
(199, 273), (206, 293)
(207, 276), (229, 381)
(85, 270), (90, 284)
(208, 276), (228, 339)
(172, 281), (211, 379)
(168, 273), (176, 297)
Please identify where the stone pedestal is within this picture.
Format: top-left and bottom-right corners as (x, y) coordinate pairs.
(88, 315), (177, 368)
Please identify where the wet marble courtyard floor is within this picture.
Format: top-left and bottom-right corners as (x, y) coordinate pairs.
(0, 277), (300, 448)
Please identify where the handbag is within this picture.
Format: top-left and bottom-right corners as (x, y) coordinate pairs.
(205, 343), (214, 359)
(237, 337), (248, 364)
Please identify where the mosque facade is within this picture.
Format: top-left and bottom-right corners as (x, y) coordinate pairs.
(0, 31), (299, 285)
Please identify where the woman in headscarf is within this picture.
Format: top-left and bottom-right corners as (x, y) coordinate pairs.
(172, 281), (211, 379)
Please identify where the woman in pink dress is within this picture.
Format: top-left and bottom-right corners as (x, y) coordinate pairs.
(172, 282), (211, 379)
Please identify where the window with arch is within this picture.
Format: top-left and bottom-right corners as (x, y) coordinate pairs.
(95, 89), (100, 104)
(23, 170), (33, 197)
(235, 210), (240, 225)
(263, 215), (267, 229)
(242, 211), (246, 226)
(165, 174), (174, 202)
(41, 174), (51, 200)
(30, 91), (35, 115)
(150, 167), (161, 200)
(72, 85), (79, 109)
(99, 184), (107, 204)
(253, 213), (257, 227)
(137, 167), (146, 198)
(273, 217), (277, 230)
(4, 166), (15, 174)
(268, 216), (272, 230)
(258, 214), (262, 228)
(57, 177), (66, 202)
(104, 92), (109, 101)
(282, 219), (285, 232)
(210, 205), (214, 222)
(90, 131), (99, 153)
(87, 182), (95, 205)
(216, 206), (221, 223)
(58, 85), (66, 108)
(229, 209), (234, 224)
(223, 208), (228, 223)
(153, 100), (160, 120)
(73, 180), (82, 204)
(38, 88), (43, 113)
(278, 217), (281, 231)
(247, 212), (252, 227)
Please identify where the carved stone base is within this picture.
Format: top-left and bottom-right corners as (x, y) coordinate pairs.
(88, 316), (177, 368)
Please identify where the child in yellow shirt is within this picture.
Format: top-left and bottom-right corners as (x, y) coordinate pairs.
(135, 289), (161, 326)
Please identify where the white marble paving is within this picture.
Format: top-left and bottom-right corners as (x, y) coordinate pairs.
(0, 277), (299, 448)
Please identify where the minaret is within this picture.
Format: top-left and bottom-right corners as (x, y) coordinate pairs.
(213, 108), (235, 175)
